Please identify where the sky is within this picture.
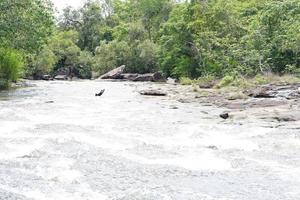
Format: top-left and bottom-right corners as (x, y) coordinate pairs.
(51, 0), (83, 12)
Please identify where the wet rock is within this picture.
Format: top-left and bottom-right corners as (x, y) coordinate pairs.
(220, 112), (229, 119)
(54, 75), (68, 80)
(285, 90), (300, 100)
(139, 90), (167, 96)
(249, 87), (277, 98)
(99, 65), (126, 79)
(178, 98), (190, 103)
(133, 72), (165, 82)
(152, 72), (166, 82)
(170, 105), (179, 109)
(167, 77), (177, 84)
(42, 75), (52, 81)
(207, 145), (219, 150)
(273, 116), (296, 122)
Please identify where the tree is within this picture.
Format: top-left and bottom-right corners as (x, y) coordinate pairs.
(0, 0), (54, 53)
(58, 6), (81, 31)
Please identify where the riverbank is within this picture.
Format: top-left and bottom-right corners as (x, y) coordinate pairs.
(136, 79), (300, 128)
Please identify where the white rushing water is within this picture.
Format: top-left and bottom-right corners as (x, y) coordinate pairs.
(0, 80), (299, 200)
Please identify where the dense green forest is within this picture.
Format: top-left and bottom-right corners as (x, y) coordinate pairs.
(0, 0), (299, 88)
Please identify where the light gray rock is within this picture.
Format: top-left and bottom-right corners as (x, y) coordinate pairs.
(99, 65), (126, 79)
(54, 75), (67, 80)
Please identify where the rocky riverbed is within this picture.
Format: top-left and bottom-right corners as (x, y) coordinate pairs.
(0, 80), (299, 200)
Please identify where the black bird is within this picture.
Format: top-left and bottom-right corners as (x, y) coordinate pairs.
(95, 89), (105, 96)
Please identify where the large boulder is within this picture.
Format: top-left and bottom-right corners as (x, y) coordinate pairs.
(120, 73), (139, 81)
(99, 65), (126, 79)
(133, 72), (165, 82)
(153, 72), (166, 82)
(245, 86), (277, 98)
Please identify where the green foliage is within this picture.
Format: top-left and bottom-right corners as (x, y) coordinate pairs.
(127, 39), (159, 73)
(93, 38), (158, 75)
(30, 47), (57, 79)
(2, 0), (298, 84)
(160, 0), (300, 78)
(0, 48), (23, 89)
(0, 0), (54, 53)
(27, 30), (93, 79)
(93, 40), (131, 75)
(78, 51), (93, 79)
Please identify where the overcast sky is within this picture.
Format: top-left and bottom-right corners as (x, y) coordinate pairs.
(51, 0), (83, 12)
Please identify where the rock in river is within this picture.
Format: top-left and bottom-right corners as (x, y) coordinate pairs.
(220, 112), (229, 119)
(54, 75), (68, 80)
(139, 90), (167, 96)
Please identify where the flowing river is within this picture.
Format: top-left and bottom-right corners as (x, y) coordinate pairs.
(0, 80), (299, 200)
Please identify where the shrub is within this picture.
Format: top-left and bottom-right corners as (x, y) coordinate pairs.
(0, 48), (23, 89)
(216, 75), (235, 88)
(216, 74), (251, 89)
(77, 51), (93, 79)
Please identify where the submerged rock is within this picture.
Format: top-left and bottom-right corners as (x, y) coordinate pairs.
(220, 112), (229, 119)
(167, 77), (177, 84)
(42, 75), (52, 81)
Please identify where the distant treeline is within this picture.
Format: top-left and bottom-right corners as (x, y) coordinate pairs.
(0, 0), (299, 88)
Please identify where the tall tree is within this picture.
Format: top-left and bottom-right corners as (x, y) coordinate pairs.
(0, 0), (54, 52)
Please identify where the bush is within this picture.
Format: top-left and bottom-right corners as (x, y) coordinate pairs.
(77, 51), (93, 79)
(126, 40), (159, 74)
(0, 48), (23, 89)
(30, 47), (57, 79)
(93, 40), (131, 75)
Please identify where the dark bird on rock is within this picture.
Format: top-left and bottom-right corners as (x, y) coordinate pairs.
(95, 89), (105, 97)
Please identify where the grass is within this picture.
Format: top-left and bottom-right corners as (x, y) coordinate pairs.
(180, 75), (215, 86)
(180, 77), (194, 85)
